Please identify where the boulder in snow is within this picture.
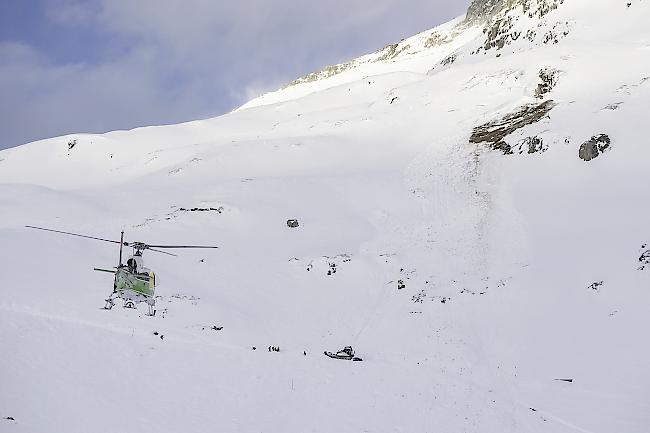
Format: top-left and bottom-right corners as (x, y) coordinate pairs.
(578, 134), (611, 161)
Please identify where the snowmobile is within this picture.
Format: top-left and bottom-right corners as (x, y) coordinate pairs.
(26, 225), (218, 315)
(324, 346), (363, 361)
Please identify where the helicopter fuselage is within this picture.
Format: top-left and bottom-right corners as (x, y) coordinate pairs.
(114, 265), (156, 299)
(102, 255), (157, 313)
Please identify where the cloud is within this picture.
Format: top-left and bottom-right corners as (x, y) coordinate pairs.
(0, 0), (470, 148)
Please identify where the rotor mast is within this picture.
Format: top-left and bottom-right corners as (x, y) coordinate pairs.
(119, 231), (124, 267)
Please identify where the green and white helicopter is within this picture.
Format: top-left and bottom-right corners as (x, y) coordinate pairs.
(26, 225), (218, 316)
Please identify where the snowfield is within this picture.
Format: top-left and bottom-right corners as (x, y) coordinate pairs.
(1, 0), (649, 432)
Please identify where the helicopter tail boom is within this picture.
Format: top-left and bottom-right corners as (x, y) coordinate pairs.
(93, 268), (116, 274)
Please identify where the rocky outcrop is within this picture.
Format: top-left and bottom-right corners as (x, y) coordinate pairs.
(535, 67), (561, 98)
(469, 100), (556, 154)
(466, 0), (506, 23)
(578, 134), (611, 161)
(424, 31), (453, 48)
(287, 62), (355, 87)
(466, 0), (564, 23)
(514, 136), (547, 154)
(374, 43), (411, 62)
(467, 0), (570, 55)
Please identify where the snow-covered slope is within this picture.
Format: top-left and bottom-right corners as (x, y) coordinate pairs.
(1, 1), (649, 432)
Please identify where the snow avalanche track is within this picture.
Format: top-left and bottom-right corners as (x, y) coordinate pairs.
(1, 1), (649, 432)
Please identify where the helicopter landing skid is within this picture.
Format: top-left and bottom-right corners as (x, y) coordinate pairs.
(102, 292), (155, 316)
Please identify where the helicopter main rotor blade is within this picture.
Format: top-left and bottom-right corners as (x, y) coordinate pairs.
(25, 225), (124, 245)
(146, 245), (219, 249)
(147, 247), (177, 256)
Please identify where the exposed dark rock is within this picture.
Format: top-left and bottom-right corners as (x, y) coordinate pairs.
(588, 281), (604, 291)
(469, 101), (557, 154)
(505, 136), (548, 155)
(287, 219), (300, 228)
(179, 206), (224, 213)
(424, 32), (452, 48)
(440, 54), (457, 66)
(466, 0), (505, 22)
(287, 61), (354, 87)
(535, 68), (560, 98)
(602, 102), (623, 111)
(469, 1), (568, 55)
(638, 244), (650, 270)
(483, 15), (519, 51)
(412, 290), (427, 303)
(578, 134), (611, 161)
(521, 136), (547, 154)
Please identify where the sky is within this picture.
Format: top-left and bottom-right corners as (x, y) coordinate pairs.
(0, 0), (470, 149)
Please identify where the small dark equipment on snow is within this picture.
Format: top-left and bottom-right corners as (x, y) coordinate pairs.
(324, 346), (363, 361)
(287, 219), (300, 228)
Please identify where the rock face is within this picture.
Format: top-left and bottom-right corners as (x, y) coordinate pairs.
(466, 0), (505, 22)
(466, 0), (563, 23)
(535, 68), (561, 98)
(469, 100), (557, 154)
(516, 136), (547, 154)
(578, 134), (611, 161)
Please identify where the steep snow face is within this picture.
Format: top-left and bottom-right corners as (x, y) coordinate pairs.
(1, 1), (650, 433)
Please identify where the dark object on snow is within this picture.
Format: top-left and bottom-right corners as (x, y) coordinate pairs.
(287, 219), (300, 228)
(579, 134), (610, 161)
(397, 279), (406, 290)
(211, 325), (223, 331)
(67, 139), (77, 151)
(5, 417), (15, 421)
(588, 281), (604, 291)
(268, 346), (280, 352)
(324, 346), (363, 361)
(554, 378), (573, 383)
(179, 207), (223, 213)
(252, 347), (257, 350)
(638, 244), (650, 270)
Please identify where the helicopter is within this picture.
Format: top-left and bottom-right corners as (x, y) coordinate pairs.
(25, 225), (218, 316)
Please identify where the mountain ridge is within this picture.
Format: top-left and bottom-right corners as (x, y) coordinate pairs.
(1, 1), (649, 432)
